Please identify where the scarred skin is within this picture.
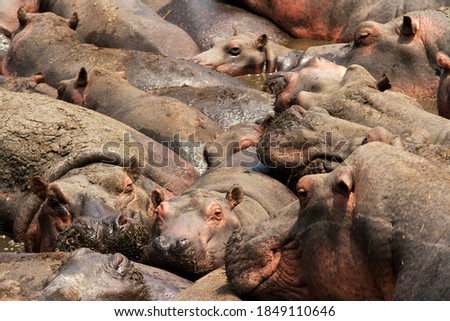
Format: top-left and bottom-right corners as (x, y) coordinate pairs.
(0, 89), (198, 251)
(231, 0), (450, 43)
(2, 10), (243, 90)
(40, 0), (201, 57)
(142, 167), (298, 279)
(0, 248), (192, 300)
(436, 51), (450, 119)
(158, 0), (291, 51)
(57, 67), (223, 173)
(190, 32), (297, 76)
(226, 142), (450, 300)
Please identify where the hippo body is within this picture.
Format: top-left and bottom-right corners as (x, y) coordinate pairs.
(40, 0), (201, 57)
(436, 51), (450, 119)
(232, 0), (450, 43)
(158, 0), (291, 51)
(58, 67), (223, 173)
(149, 85), (274, 131)
(142, 166), (298, 279)
(0, 248), (192, 300)
(226, 142), (450, 300)
(0, 89), (198, 251)
(2, 11), (242, 91)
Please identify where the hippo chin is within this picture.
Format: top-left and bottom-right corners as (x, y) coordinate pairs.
(226, 142), (450, 300)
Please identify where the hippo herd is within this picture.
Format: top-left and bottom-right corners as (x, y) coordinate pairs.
(0, 0), (449, 301)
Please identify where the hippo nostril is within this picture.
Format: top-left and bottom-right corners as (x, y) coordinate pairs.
(152, 235), (171, 252)
(175, 238), (190, 251)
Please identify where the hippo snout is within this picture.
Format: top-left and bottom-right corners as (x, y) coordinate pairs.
(152, 235), (192, 254)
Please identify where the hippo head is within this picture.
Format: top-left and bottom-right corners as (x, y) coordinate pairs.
(143, 185), (244, 279)
(25, 163), (152, 253)
(42, 248), (149, 300)
(190, 32), (289, 76)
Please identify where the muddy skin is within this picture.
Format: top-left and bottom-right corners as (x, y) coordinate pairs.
(231, 0), (450, 43)
(0, 73), (57, 97)
(58, 67), (223, 174)
(0, 248), (192, 300)
(2, 10), (243, 91)
(40, 0), (201, 58)
(142, 167), (298, 279)
(158, 0), (292, 51)
(226, 142), (450, 300)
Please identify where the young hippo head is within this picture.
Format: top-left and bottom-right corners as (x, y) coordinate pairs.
(25, 163), (152, 253)
(190, 32), (290, 76)
(143, 185), (244, 278)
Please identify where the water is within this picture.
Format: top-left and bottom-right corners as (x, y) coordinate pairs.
(0, 234), (24, 252)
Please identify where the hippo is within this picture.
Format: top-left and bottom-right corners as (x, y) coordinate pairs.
(148, 85), (275, 131)
(190, 32), (300, 76)
(436, 51), (450, 119)
(158, 0), (291, 51)
(0, 248), (192, 300)
(293, 64), (450, 146)
(2, 9), (243, 91)
(0, 0), (40, 37)
(58, 67), (223, 173)
(142, 166), (298, 279)
(231, 0), (450, 42)
(40, 0), (201, 57)
(0, 72), (57, 97)
(0, 89), (198, 252)
(226, 142), (450, 300)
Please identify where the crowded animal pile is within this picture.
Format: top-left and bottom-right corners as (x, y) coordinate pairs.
(0, 0), (449, 301)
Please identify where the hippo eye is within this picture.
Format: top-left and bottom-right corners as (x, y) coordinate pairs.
(227, 46), (241, 56)
(355, 32), (369, 46)
(212, 208), (223, 220)
(123, 183), (133, 194)
(47, 196), (60, 209)
(297, 187), (308, 203)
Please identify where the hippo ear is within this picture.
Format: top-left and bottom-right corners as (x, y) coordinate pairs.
(226, 184), (244, 209)
(376, 73), (391, 92)
(124, 155), (141, 182)
(30, 176), (49, 200)
(68, 12), (79, 30)
(32, 73), (46, 84)
(401, 16), (419, 37)
(76, 67), (88, 88)
(254, 34), (268, 51)
(151, 189), (165, 207)
(17, 7), (29, 26)
(436, 51), (450, 70)
(333, 168), (354, 196)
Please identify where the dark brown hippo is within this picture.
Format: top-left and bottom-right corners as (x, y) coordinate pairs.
(142, 166), (298, 279)
(295, 64), (450, 146)
(0, 89), (198, 252)
(226, 142), (450, 300)
(0, 0), (40, 37)
(2, 9), (243, 91)
(148, 85), (275, 131)
(436, 51), (450, 119)
(58, 67), (223, 173)
(231, 0), (450, 42)
(190, 32), (301, 76)
(0, 248), (192, 300)
(40, 0), (201, 57)
(158, 0), (292, 51)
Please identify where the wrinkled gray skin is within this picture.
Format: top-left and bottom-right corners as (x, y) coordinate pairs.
(58, 67), (223, 173)
(226, 142), (450, 300)
(2, 10), (243, 90)
(40, 0), (201, 58)
(159, 0), (292, 51)
(142, 166), (298, 279)
(149, 85), (274, 130)
(0, 89), (198, 252)
(0, 248), (192, 300)
(296, 65), (450, 146)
